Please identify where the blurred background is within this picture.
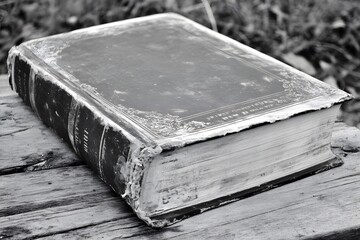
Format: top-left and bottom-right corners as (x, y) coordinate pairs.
(0, 0), (359, 127)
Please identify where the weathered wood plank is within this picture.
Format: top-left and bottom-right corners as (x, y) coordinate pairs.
(0, 166), (111, 217)
(0, 165), (150, 239)
(0, 191), (139, 239)
(0, 122), (359, 239)
(0, 77), (82, 175)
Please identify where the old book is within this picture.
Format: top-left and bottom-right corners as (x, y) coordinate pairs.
(7, 13), (352, 227)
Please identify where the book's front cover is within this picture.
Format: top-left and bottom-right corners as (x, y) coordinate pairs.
(17, 13), (351, 147)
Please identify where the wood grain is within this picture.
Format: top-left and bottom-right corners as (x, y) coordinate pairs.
(0, 167), (140, 239)
(1, 74), (360, 240)
(0, 166), (112, 217)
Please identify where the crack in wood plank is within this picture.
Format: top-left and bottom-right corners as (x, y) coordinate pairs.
(32, 220), (146, 240)
(0, 127), (31, 137)
(0, 226), (32, 240)
(0, 192), (120, 218)
(0, 149), (83, 176)
(302, 226), (360, 240)
(320, 173), (360, 184)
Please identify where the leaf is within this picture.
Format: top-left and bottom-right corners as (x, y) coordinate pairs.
(282, 52), (316, 75)
(67, 16), (78, 25)
(323, 75), (338, 89)
(314, 22), (326, 37)
(319, 60), (331, 71)
(347, 33), (360, 52)
(21, 3), (39, 18)
(331, 18), (346, 29)
(270, 5), (288, 25)
(346, 86), (359, 98)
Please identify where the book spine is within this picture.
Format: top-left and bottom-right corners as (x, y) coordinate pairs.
(7, 48), (163, 227)
(10, 53), (130, 194)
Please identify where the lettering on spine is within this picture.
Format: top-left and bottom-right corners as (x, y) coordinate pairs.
(83, 129), (89, 153)
(70, 104), (105, 173)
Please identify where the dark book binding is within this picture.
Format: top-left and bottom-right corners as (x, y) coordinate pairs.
(7, 13), (352, 227)
(11, 54), (132, 201)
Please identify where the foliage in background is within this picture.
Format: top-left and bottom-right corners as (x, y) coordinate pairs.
(1, 0), (360, 126)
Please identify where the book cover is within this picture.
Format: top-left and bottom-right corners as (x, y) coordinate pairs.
(7, 13), (352, 227)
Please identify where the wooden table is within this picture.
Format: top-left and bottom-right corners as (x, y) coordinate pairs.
(1, 74), (360, 240)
